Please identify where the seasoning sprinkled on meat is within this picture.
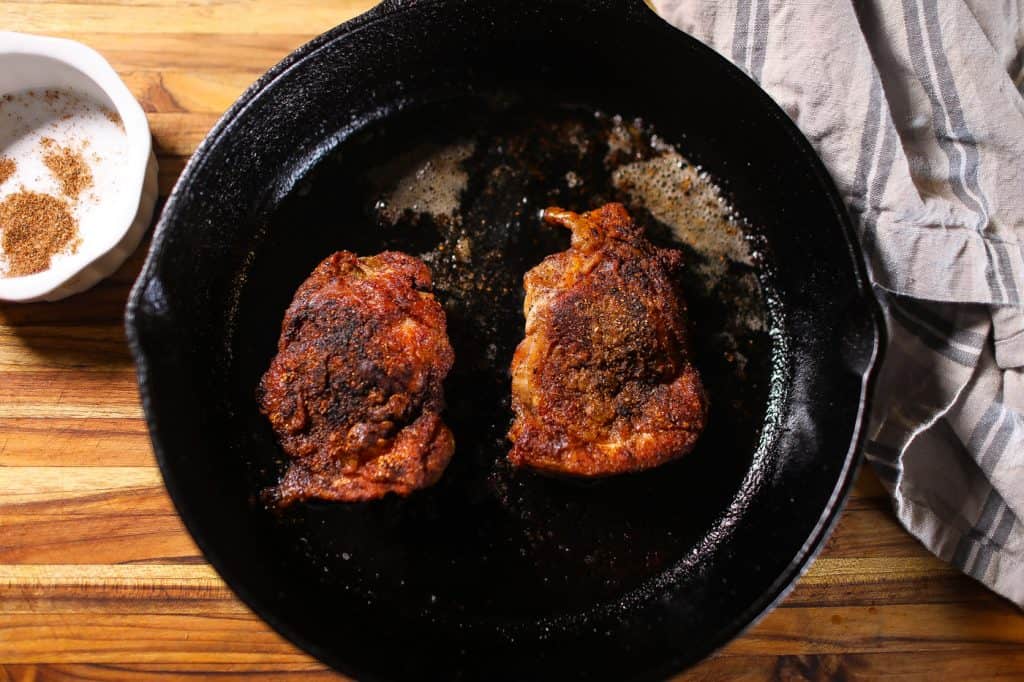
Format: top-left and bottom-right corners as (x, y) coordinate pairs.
(258, 251), (455, 505)
(508, 203), (708, 476)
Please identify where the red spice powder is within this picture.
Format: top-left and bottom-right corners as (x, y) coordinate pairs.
(0, 191), (80, 277)
(40, 138), (94, 200)
(0, 158), (15, 185)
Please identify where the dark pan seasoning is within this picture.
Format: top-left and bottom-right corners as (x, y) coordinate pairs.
(239, 100), (780, 630)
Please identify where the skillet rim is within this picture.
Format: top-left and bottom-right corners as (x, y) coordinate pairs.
(125, 1), (886, 678)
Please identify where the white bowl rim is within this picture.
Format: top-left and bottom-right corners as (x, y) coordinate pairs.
(0, 31), (152, 301)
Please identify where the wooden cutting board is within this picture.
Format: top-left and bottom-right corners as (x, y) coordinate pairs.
(1, 2), (1022, 679)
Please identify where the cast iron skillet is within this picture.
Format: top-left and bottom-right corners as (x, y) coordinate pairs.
(126, 1), (882, 679)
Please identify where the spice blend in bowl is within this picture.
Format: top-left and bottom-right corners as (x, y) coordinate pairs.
(0, 157), (15, 185)
(41, 136), (94, 201)
(0, 89), (128, 279)
(0, 190), (78, 277)
(0, 32), (157, 302)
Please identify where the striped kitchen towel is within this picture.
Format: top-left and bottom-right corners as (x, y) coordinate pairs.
(653, 0), (1024, 605)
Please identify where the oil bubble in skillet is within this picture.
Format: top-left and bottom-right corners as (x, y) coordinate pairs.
(230, 96), (773, 630)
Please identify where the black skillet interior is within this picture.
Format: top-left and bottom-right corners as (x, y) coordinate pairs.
(126, 1), (880, 680)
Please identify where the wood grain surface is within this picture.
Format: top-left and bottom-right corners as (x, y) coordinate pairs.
(1, 2), (1022, 680)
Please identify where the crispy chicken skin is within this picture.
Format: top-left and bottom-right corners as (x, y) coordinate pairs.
(508, 203), (708, 476)
(258, 251), (455, 505)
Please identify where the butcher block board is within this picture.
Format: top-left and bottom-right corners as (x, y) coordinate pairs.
(1, 1), (1023, 680)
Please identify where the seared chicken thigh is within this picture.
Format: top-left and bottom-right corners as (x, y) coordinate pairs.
(508, 203), (707, 476)
(259, 251), (454, 505)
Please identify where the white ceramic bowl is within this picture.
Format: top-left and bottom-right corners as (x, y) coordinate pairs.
(0, 31), (157, 302)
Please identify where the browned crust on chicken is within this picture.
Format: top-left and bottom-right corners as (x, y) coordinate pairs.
(508, 203), (708, 476)
(258, 251), (454, 505)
